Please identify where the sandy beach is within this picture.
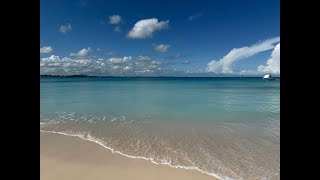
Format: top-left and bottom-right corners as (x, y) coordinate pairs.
(40, 132), (216, 180)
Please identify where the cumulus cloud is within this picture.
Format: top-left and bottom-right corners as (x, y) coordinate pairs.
(70, 47), (91, 58)
(206, 37), (280, 74)
(108, 56), (132, 64)
(59, 23), (72, 34)
(188, 13), (202, 21)
(40, 46), (53, 54)
(40, 55), (172, 76)
(153, 44), (170, 52)
(136, 55), (153, 62)
(257, 43), (280, 74)
(127, 18), (169, 39)
(109, 15), (122, 24)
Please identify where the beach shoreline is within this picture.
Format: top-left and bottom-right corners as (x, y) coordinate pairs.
(40, 131), (217, 180)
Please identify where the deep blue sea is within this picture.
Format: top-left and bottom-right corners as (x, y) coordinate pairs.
(40, 77), (280, 180)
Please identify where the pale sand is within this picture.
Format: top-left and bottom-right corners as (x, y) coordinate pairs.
(41, 132), (217, 180)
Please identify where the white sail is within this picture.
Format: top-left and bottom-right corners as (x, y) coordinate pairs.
(263, 74), (271, 79)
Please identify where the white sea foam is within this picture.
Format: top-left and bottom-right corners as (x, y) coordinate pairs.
(40, 129), (235, 180)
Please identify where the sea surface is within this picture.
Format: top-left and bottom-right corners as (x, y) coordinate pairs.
(40, 77), (280, 180)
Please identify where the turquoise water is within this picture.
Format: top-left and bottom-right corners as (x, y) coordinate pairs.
(40, 77), (280, 180)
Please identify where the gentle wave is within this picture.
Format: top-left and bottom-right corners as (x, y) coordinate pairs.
(40, 129), (234, 180)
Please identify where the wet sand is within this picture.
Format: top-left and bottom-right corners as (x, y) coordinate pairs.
(40, 132), (216, 180)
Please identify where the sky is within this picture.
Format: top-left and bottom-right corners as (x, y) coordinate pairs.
(40, 0), (280, 76)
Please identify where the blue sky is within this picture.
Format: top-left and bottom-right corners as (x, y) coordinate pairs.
(40, 0), (280, 76)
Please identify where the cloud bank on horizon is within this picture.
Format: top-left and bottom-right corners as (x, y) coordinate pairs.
(40, 37), (280, 76)
(40, 36), (280, 76)
(40, 54), (173, 76)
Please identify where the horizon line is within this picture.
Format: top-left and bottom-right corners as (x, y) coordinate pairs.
(40, 74), (280, 78)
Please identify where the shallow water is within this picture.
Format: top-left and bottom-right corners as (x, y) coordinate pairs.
(40, 77), (280, 180)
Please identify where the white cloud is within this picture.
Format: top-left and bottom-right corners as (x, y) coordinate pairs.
(136, 55), (152, 62)
(257, 43), (280, 74)
(153, 44), (170, 52)
(40, 55), (172, 76)
(188, 13), (202, 21)
(40, 46), (53, 54)
(109, 15), (122, 24)
(70, 47), (91, 58)
(207, 37), (280, 74)
(59, 23), (72, 34)
(108, 56), (132, 64)
(127, 18), (169, 39)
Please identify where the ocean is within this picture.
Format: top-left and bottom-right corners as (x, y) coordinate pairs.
(40, 77), (280, 180)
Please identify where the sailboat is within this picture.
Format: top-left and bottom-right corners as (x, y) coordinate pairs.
(262, 73), (275, 80)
